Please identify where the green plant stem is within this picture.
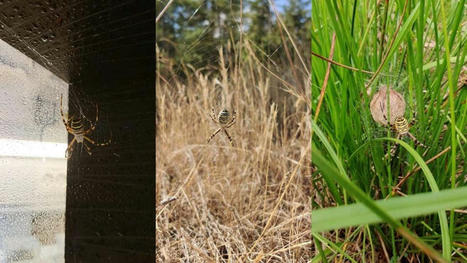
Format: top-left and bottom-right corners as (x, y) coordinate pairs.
(440, 0), (457, 259)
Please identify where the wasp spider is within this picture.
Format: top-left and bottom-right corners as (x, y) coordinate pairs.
(207, 108), (236, 146)
(381, 107), (426, 158)
(60, 94), (111, 158)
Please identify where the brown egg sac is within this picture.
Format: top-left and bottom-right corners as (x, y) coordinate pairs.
(370, 85), (406, 126)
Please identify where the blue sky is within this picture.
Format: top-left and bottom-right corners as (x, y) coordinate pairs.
(275, 0), (311, 13)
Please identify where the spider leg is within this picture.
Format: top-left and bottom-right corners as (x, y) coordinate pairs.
(84, 136), (95, 144)
(207, 128), (222, 143)
(99, 138), (111, 146)
(60, 94), (68, 126)
(65, 137), (76, 159)
(389, 143), (399, 158)
(87, 118), (97, 133)
(80, 125), (95, 136)
(384, 134), (400, 160)
(82, 141), (92, 155)
(83, 104), (98, 133)
(209, 108), (217, 123)
(407, 132), (426, 148)
(408, 111), (416, 127)
(225, 112), (236, 128)
(84, 136), (111, 146)
(66, 126), (75, 134)
(223, 128), (234, 146)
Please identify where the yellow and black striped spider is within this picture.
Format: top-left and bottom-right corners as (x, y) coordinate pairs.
(207, 108), (236, 146)
(380, 103), (426, 157)
(60, 94), (111, 158)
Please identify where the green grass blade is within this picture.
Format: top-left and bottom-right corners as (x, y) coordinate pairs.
(312, 147), (447, 262)
(311, 139), (447, 262)
(312, 120), (451, 261)
(313, 186), (467, 233)
(312, 120), (346, 204)
(384, 137), (451, 259)
(312, 0), (465, 260)
(312, 233), (358, 263)
(311, 120), (347, 178)
(378, 3), (420, 76)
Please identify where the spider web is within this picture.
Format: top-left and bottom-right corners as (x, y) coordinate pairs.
(64, 88), (113, 155)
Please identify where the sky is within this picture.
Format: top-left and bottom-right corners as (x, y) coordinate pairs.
(275, 0), (311, 13)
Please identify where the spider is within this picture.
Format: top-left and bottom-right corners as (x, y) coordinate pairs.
(380, 102), (426, 158)
(60, 94), (111, 158)
(207, 108), (236, 146)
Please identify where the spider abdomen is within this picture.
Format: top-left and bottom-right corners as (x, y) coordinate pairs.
(218, 109), (230, 125)
(75, 134), (84, 143)
(69, 118), (88, 136)
(208, 108), (236, 146)
(394, 117), (409, 135)
(60, 94), (111, 158)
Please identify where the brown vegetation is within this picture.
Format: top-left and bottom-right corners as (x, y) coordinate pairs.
(156, 43), (311, 262)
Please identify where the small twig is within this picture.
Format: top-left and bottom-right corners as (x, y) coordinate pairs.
(441, 85), (465, 108)
(389, 146), (451, 198)
(314, 33), (336, 123)
(156, 0), (175, 24)
(397, 242), (412, 263)
(453, 242), (467, 249)
(375, 230), (391, 263)
(312, 51), (376, 75)
(160, 196), (177, 206)
(396, 189), (407, 197)
(337, 242), (349, 263)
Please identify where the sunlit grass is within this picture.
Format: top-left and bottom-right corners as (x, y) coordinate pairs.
(156, 8), (311, 260)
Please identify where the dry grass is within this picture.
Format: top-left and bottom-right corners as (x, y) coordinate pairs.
(156, 42), (311, 262)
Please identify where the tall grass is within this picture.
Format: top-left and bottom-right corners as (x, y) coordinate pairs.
(156, 34), (311, 261)
(311, 0), (466, 261)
